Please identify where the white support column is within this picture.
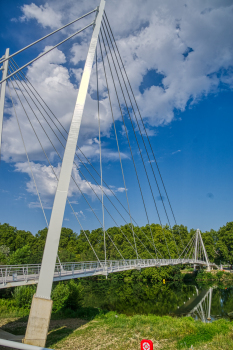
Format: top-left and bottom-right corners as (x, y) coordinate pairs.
(36, 0), (105, 301)
(24, 1), (105, 347)
(207, 287), (212, 321)
(197, 229), (210, 271)
(0, 48), (9, 154)
(194, 229), (198, 271)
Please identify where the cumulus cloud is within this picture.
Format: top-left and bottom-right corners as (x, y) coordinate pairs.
(5, 0), (233, 207)
(14, 162), (114, 207)
(20, 3), (63, 29)
(14, 0), (233, 128)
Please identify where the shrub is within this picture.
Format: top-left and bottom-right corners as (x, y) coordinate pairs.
(51, 282), (69, 312)
(12, 285), (36, 309)
(66, 280), (83, 310)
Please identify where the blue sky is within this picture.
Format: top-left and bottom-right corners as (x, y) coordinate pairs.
(0, 0), (232, 235)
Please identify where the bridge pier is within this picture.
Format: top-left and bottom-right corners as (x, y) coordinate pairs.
(23, 295), (53, 347)
(23, 0), (105, 347)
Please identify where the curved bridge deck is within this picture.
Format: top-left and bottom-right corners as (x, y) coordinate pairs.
(0, 259), (218, 289)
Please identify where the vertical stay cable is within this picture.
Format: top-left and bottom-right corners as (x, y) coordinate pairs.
(102, 16), (177, 248)
(9, 58), (162, 255)
(8, 77), (101, 263)
(104, 12), (184, 250)
(100, 28), (156, 259)
(100, 25), (171, 258)
(7, 65), (135, 260)
(98, 39), (141, 259)
(8, 82), (62, 268)
(7, 83), (49, 228)
(96, 50), (106, 264)
(102, 18), (179, 257)
(10, 60), (160, 259)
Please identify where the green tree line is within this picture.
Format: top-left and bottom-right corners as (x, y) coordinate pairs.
(0, 221), (232, 265)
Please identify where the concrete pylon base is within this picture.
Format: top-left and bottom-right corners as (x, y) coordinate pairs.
(23, 294), (53, 347)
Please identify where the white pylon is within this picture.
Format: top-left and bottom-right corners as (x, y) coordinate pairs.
(0, 48), (9, 155)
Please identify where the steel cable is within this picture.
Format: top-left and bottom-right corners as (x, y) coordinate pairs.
(100, 25), (172, 258)
(10, 58), (160, 257)
(104, 12), (184, 249)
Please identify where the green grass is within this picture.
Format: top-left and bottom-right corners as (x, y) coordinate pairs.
(1, 311), (233, 349)
(47, 311), (233, 350)
(1, 303), (233, 349)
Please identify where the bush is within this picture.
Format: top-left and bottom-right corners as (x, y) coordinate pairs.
(66, 280), (83, 310)
(51, 282), (69, 312)
(51, 280), (83, 312)
(12, 285), (36, 309)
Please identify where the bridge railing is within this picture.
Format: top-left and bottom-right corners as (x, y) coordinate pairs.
(0, 258), (212, 287)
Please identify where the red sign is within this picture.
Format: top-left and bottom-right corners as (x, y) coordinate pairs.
(141, 340), (153, 350)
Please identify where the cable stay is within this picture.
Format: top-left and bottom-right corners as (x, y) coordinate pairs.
(102, 16), (181, 255)
(0, 22), (94, 85)
(8, 59), (162, 260)
(2, 10), (188, 265)
(9, 58), (163, 258)
(178, 229), (214, 270)
(96, 49), (107, 265)
(104, 11), (183, 241)
(7, 66), (148, 262)
(104, 12), (184, 250)
(0, 8), (97, 66)
(100, 26), (173, 258)
(7, 77), (102, 263)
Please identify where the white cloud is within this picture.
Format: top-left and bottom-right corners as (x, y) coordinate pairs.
(20, 3), (62, 29)
(172, 150), (181, 155)
(5, 0), (233, 209)
(14, 0), (233, 128)
(14, 161), (115, 207)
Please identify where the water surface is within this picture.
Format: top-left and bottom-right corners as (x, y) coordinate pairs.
(80, 278), (233, 322)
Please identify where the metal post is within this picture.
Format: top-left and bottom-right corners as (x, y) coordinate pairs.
(207, 287), (212, 321)
(194, 229), (198, 271)
(197, 229), (210, 270)
(24, 1), (105, 347)
(0, 48), (9, 155)
(36, 0), (105, 301)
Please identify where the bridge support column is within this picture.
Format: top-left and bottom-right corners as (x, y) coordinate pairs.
(24, 0), (105, 347)
(0, 48), (9, 154)
(23, 295), (53, 347)
(194, 229), (198, 271)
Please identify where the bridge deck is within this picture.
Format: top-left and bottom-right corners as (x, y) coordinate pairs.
(0, 259), (218, 289)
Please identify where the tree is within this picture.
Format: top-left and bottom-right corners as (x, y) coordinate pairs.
(217, 222), (233, 265)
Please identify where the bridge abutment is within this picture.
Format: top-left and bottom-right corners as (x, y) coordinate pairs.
(23, 295), (53, 347)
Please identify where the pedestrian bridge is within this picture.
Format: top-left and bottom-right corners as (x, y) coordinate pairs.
(0, 258), (218, 289)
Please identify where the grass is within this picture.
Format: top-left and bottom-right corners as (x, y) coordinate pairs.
(1, 311), (233, 350)
(50, 312), (233, 350)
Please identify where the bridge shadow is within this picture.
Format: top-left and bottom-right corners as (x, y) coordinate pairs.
(0, 312), (90, 348)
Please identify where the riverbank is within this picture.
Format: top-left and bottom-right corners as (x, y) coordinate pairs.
(1, 312), (233, 350)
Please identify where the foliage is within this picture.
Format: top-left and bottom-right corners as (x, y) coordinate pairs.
(12, 285), (36, 309)
(51, 280), (83, 312)
(8, 245), (32, 265)
(0, 221), (233, 267)
(51, 282), (70, 312)
(216, 222), (233, 264)
(0, 245), (10, 255)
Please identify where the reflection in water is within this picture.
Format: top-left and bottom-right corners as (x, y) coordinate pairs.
(175, 288), (213, 322)
(81, 278), (233, 323)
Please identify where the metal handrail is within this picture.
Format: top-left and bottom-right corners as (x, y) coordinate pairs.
(0, 258), (216, 289)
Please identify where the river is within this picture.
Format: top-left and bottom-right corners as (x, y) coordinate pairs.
(80, 277), (233, 322)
